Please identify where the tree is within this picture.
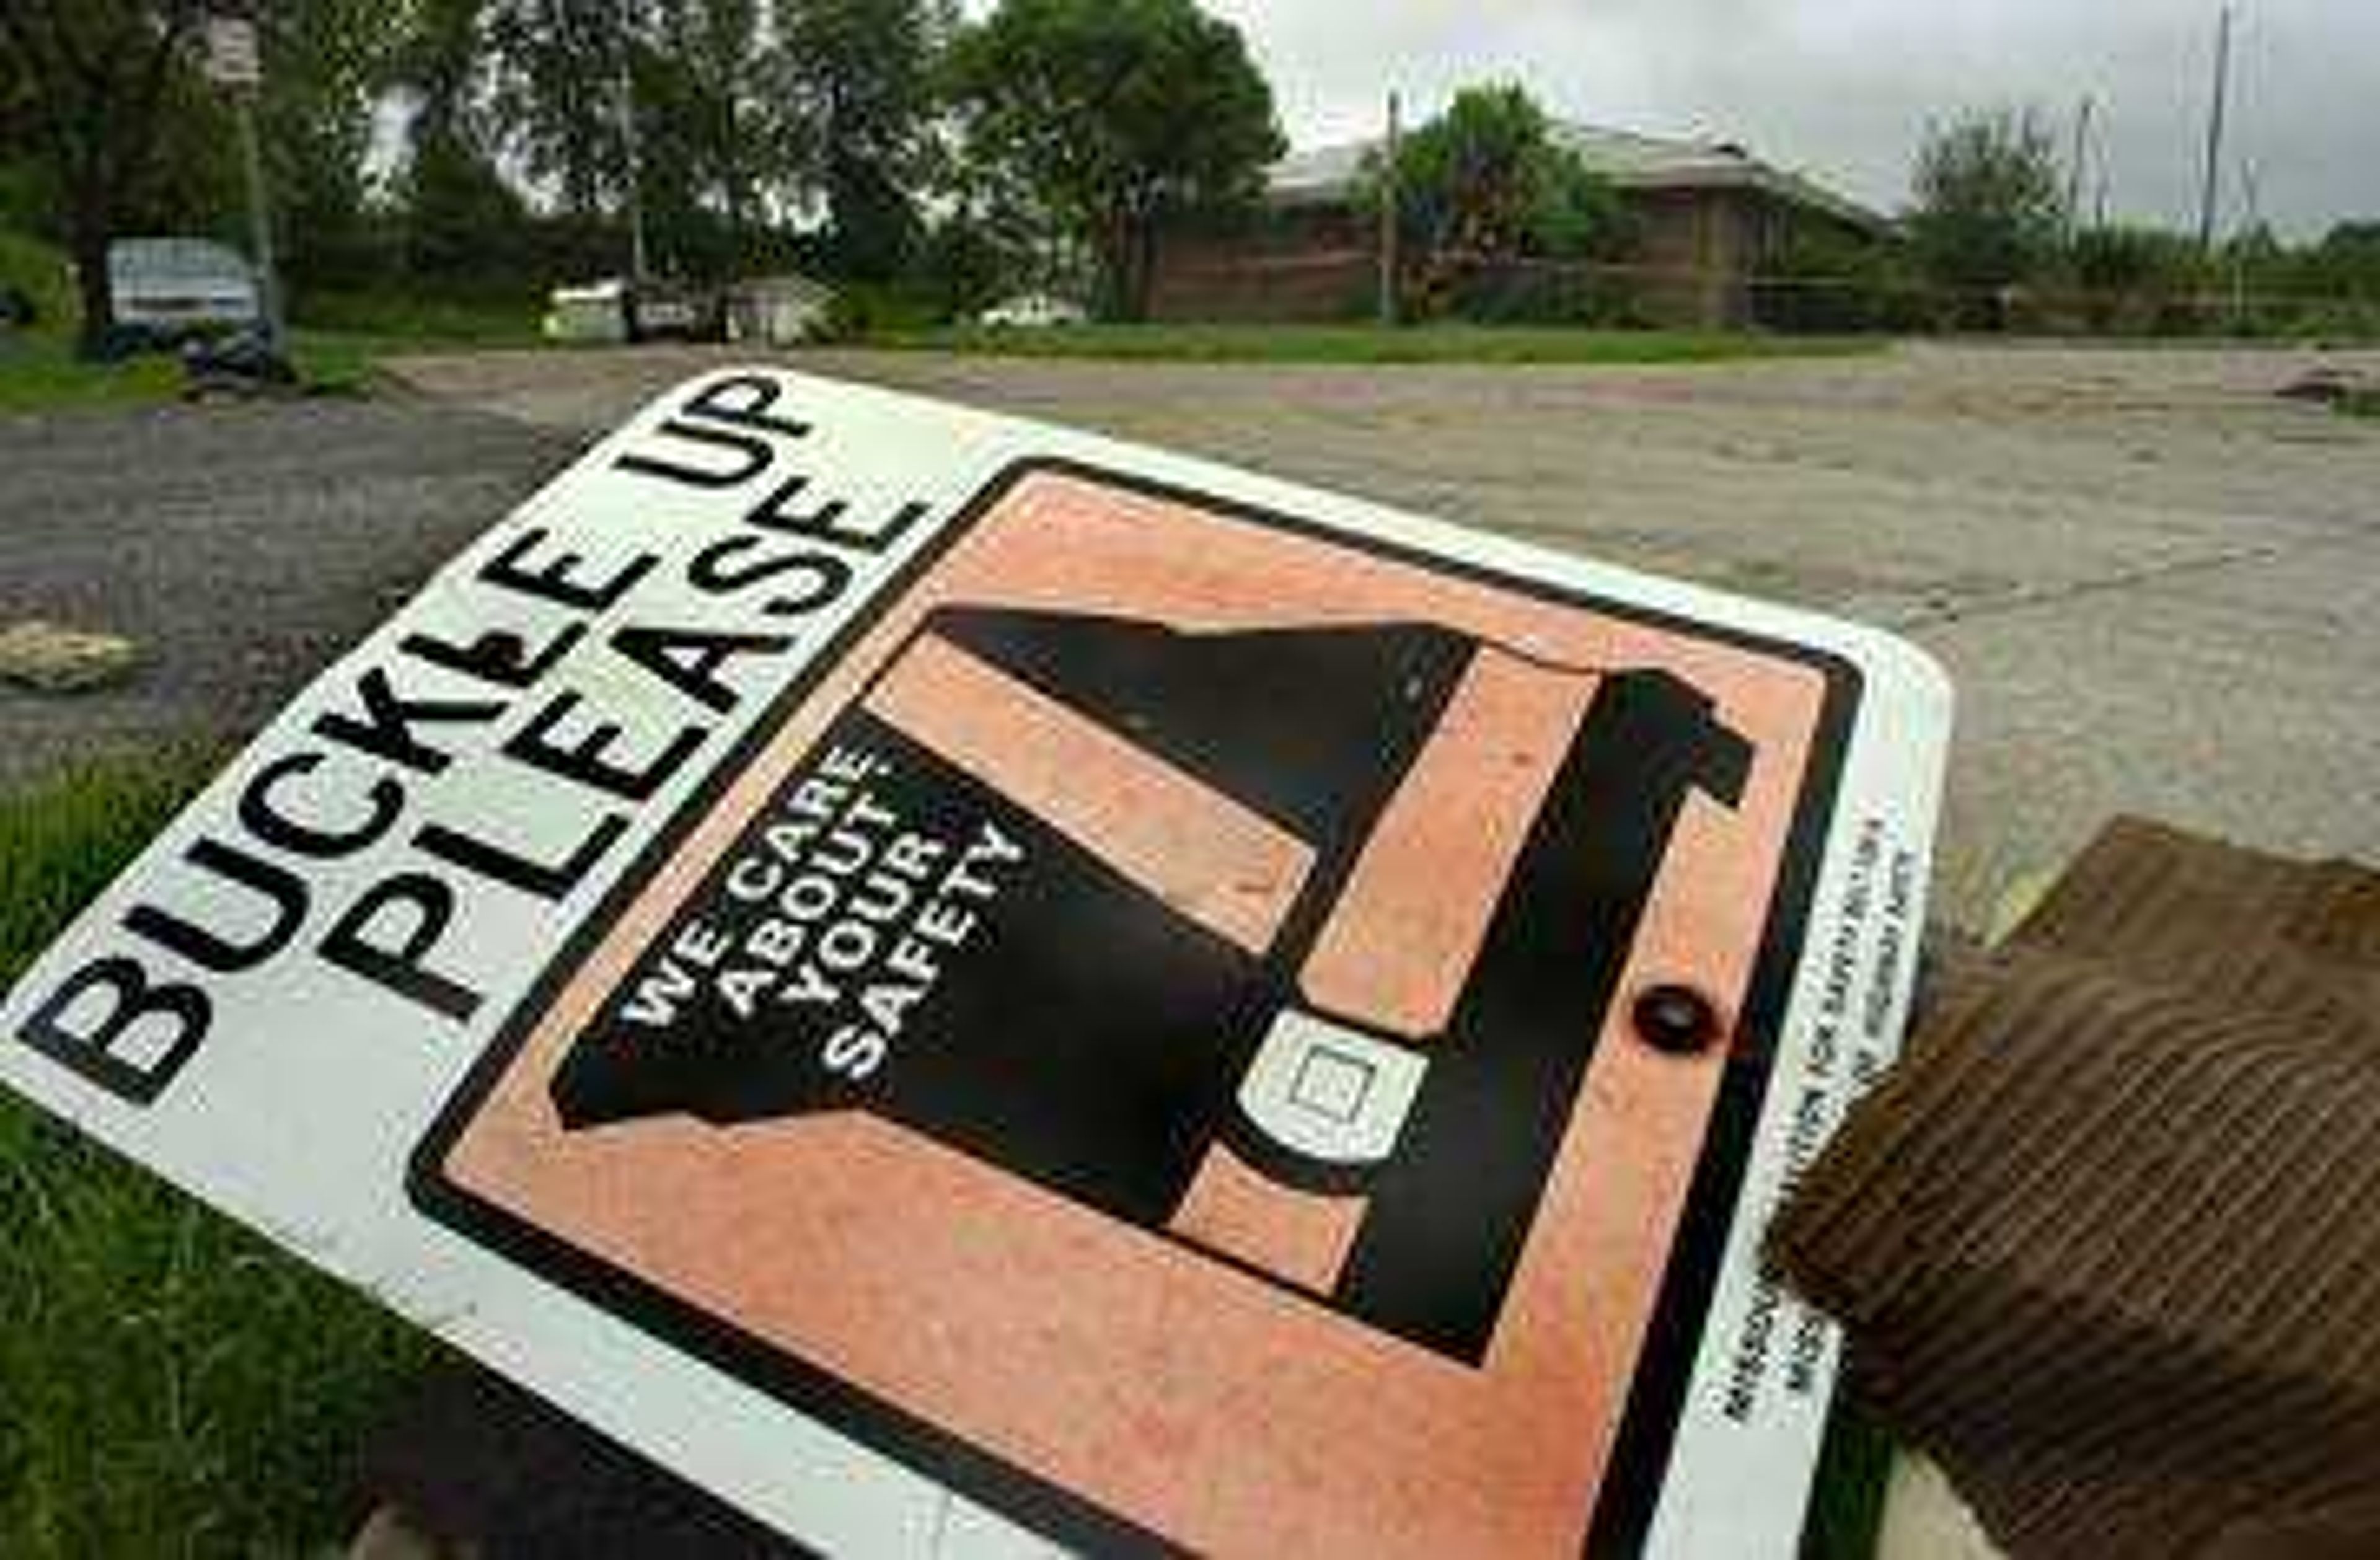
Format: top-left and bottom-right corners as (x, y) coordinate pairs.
(1908, 107), (2064, 311)
(0, 1), (209, 353)
(487, 0), (775, 278)
(949, 0), (1282, 320)
(637, 0), (773, 275)
(393, 0), (524, 277)
(255, 0), (413, 288)
(1385, 86), (1623, 262)
(770, 0), (951, 280)
(2066, 223), (2208, 332)
(2306, 221), (2380, 299)
(485, 0), (631, 223)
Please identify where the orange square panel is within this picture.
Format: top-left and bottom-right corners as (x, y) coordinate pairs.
(412, 461), (1856, 1556)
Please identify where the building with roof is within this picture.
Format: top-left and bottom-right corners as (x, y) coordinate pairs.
(1149, 121), (1892, 327)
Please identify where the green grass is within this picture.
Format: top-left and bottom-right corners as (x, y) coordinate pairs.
(287, 288), (542, 346)
(283, 290), (549, 397)
(873, 320), (1879, 365)
(0, 322), (531, 414)
(1, 752), (435, 1557)
(0, 229), (77, 328)
(0, 334), (183, 413)
(0, 229), (547, 414)
(2338, 387), (2380, 420)
(1802, 1400), (1895, 1560)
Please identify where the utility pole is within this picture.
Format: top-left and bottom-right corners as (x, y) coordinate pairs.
(2237, 156), (2265, 236)
(2065, 95), (2094, 240)
(617, 0), (649, 283)
(2196, 4), (2234, 253)
(232, 82), (282, 351)
(205, 9), (282, 351)
(1378, 90), (1401, 327)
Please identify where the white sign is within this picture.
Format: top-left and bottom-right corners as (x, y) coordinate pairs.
(203, 15), (261, 89)
(0, 370), (1949, 1557)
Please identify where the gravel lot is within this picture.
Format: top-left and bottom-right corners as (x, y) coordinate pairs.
(0, 397), (578, 785)
(7, 341), (2376, 932)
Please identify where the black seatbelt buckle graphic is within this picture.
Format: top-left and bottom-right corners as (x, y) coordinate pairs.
(549, 606), (1753, 1364)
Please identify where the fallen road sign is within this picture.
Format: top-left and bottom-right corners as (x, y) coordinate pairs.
(0, 369), (1951, 1557)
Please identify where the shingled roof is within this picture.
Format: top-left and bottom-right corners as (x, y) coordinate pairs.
(1268, 121), (1892, 236)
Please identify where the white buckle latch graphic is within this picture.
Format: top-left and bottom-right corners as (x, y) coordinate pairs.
(1236, 1008), (1428, 1171)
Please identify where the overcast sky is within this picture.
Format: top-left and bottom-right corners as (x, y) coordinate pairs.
(1199, 0), (2377, 238)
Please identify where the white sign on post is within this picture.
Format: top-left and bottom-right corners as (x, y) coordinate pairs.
(202, 15), (262, 89)
(0, 370), (1949, 1557)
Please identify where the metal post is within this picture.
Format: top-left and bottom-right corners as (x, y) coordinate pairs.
(2197, 5), (2233, 254)
(2065, 95), (2094, 240)
(233, 83), (283, 351)
(1378, 90), (1401, 327)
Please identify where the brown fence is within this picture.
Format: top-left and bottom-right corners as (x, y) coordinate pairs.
(1147, 246), (2380, 338)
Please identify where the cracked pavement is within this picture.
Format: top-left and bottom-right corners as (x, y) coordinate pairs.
(6, 340), (2374, 935)
(386, 340), (2380, 930)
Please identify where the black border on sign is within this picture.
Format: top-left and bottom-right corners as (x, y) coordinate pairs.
(407, 453), (1864, 1558)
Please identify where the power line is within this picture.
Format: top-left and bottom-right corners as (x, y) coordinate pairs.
(1378, 90), (1401, 327)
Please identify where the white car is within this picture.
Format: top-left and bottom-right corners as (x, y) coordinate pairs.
(976, 292), (1089, 328)
(107, 237), (262, 345)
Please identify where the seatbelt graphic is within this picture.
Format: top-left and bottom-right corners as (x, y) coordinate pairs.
(549, 606), (1752, 1364)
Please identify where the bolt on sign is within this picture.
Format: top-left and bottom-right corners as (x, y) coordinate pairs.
(0, 371), (1949, 1557)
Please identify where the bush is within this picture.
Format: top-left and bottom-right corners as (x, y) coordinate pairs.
(0, 229), (77, 337)
(825, 278), (956, 340)
(1449, 260), (1644, 327)
(1908, 108), (2065, 325)
(1754, 228), (1930, 334)
(2060, 226), (2210, 335)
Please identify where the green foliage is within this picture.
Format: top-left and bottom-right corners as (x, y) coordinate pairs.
(627, 0), (774, 278)
(1801, 1403), (1897, 1560)
(0, 753), (218, 988)
(0, 753), (436, 1558)
(2063, 224), (2210, 333)
(0, 2), (217, 351)
(393, 0), (522, 278)
(913, 211), (1026, 319)
(1909, 107), (2065, 314)
(400, 126), (531, 278)
(477, 0), (807, 282)
(1371, 84), (1631, 324)
(2301, 221), (2380, 301)
(822, 278), (950, 339)
(1754, 226), (1929, 334)
(254, 0), (413, 288)
(0, 220), (539, 412)
(772, 0), (952, 281)
(0, 335), (181, 413)
(1448, 264), (1644, 328)
(138, 53), (246, 245)
(0, 227), (177, 407)
(871, 320), (1875, 364)
(289, 288), (540, 342)
(485, 0), (630, 220)
(1383, 84), (1628, 266)
(2069, 224), (2198, 294)
(950, 0), (1284, 319)
(2, 0), (404, 296)
(0, 228), (76, 331)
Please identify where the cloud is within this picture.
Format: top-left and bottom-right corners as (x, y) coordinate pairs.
(1204, 0), (2379, 237)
